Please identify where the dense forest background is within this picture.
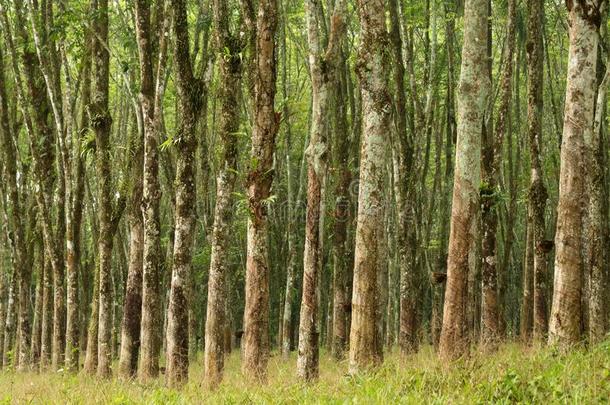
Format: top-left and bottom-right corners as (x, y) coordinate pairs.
(0, 0), (608, 399)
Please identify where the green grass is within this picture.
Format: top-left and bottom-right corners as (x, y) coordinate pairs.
(1, 340), (609, 404)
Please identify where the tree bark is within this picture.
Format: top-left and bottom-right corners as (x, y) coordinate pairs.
(389, 0), (418, 355)
(331, 51), (351, 361)
(90, 0), (113, 378)
(203, 0), (243, 388)
(480, 0), (515, 348)
(242, 0), (279, 382)
(549, 0), (602, 348)
(297, 0), (345, 381)
(138, 0), (168, 384)
(165, 0), (204, 386)
(587, 54), (609, 344)
(438, 0), (490, 361)
(0, 44), (30, 370)
(525, 0), (550, 344)
(348, 0), (392, 374)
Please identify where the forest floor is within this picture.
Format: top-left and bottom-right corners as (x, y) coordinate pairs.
(0, 340), (609, 404)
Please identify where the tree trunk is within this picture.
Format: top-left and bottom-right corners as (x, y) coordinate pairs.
(65, 36), (91, 374)
(331, 53), (351, 361)
(348, 0), (391, 374)
(297, 0), (345, 381)
(2, 270), (17, 368)
(138, 0), (168, 384)
(549, 0), (602, 348)
(83, 261), (99, 374)
(389, 0), (418, 355)
(438, 0), (490, 361)
(0, 45), (30, 370)
(30, 243), (44, 368)
(118, 213), (143, 379)
(165, 0), (204, 386)
(90, 0), (113, 378)
(203, 0), (242, 388)
(587, 56), (609, 344)
(242, 0), (279, 382)
(480, 0), (515, 348)
(525, 0), (549, 344)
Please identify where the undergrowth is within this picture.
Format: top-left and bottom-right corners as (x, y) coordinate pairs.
(0, 340), (608, 404)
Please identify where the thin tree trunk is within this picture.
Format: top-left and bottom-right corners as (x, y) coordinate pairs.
(2, 270), (17, 368)
(331, 53), (351, 361)
(526, 0), (550, 344)
(521, 210), (534, 341)
(480, 0), (515, 348)
(389, 0), (418, 355)
(0, 45), (30, 370)
(138, 0), (168, 383)
(165, 0), (205, 386)
(30, 241), (44, 368)
(203, 0), (243, 388)
(438, 0), (490, 361)
(90, 0), (113, 378)
(83, 261), (99, 374)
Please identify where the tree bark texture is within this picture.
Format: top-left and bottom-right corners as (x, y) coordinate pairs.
(348, 0), (392, 374)
(549, 0), (602, 348)
(438, 0), (490, 361)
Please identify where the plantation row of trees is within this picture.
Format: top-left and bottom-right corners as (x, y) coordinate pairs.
(0, 0), (608, 389)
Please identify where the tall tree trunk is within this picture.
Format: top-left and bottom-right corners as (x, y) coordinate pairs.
(7, 0), (64, 371)
(65, 35), (92, 374)
(90, 0), (113, 378)
(127, 0), (156, 382)
(138, 0), (168, 384)
(438, 0), (490, 361)
(549, 0), (602, 348)
(0, 45), (30, 370)
(331, 52), (351, 360)
(587, 54), (609, 344)
(348, 0), (392, 374)
(203, 0), (243, 388)
(297, 0), (345, 381)
(526, 0), (549, 344)
(280, 13), (297, 357)
(242, 0), (279, 382)
(165, 0), (204, 387)
(480, 0), (516, 347)
(389, 0), (418, 355)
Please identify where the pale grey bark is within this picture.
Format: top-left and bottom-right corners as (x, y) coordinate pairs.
(549, 0), (602, 348)
(438, 0), (490, 361)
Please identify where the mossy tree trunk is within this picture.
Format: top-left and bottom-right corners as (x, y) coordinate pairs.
(348, 0), (392, 375)
(165, 0), (205, 387)
(203, 0), (243, 389)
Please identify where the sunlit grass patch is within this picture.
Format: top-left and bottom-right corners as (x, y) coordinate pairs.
(0, 340), (608, 404)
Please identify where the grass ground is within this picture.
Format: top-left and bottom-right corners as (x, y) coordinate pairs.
(1, 340), (609, 404)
